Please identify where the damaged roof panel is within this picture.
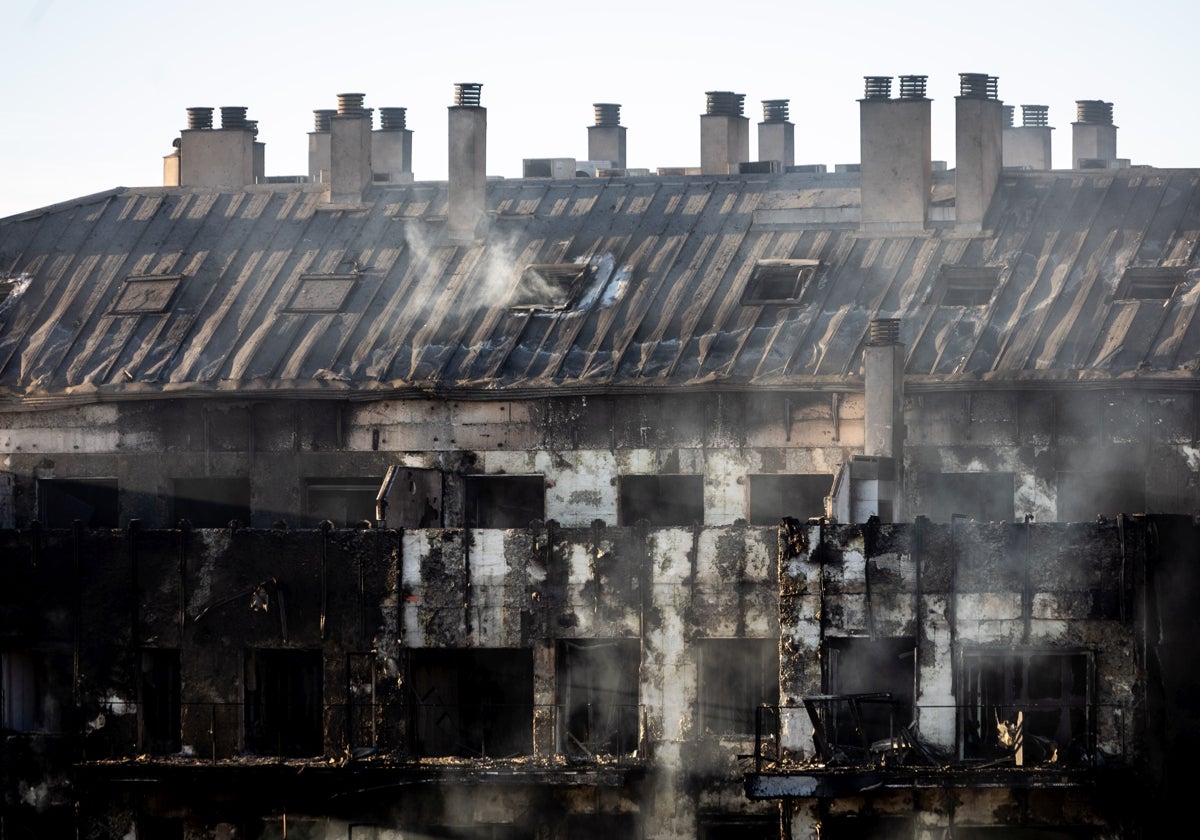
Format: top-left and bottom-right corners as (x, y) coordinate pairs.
(2, 170), (1200, 404)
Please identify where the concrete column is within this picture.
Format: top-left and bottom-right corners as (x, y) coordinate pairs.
(587, 103), (626, 169)
(700, 91), (749, 175)
(1003, 105), (1053, 171)
(954, 73), (1003, 231)
(448, 83), (487, 239)
(330, 94), (372, 203)
(757, 99), (794, 168)
(859, 76), (931, 232)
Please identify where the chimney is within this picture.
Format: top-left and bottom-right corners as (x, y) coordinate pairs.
(758, 99), (794, 169)
(448, 82), (487, 239)
(329, 93), (372, 203)
(247, 120), (264, 183)
(588, 103), (627, 169)
(954, 73), (1003, 231)
(1072, 100), (1118, 168)
(373, 107), (414, 183)
(178, 105), (257, 187)
(859, 75), (931, 231)
(700, 91), (749, 175)
(1003, 105), (1053, 171)
(308, 109), (336, 182)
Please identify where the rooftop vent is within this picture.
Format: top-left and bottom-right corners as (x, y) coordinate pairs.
(869, 317), (901, 346)
(187, 107), (213, 130)
(899, 75), (927, 99)
(1004, 105), (1015, 128)
(741, 259), (819, 304)
(958, 73), (998, 100)
(379, 107), (407, 130)
(762, 99), (790, 123)
(220, 107), (248, 130)
(1022, 105), (1050, 127)
(510, 264), (593, 311)
(705, 91), (745, 117)
(313, 109), (336, 132)
(1076, 100), (1114, 125)
(864, 76), (892, 100)
(935, 266), (1002, 306)
(593, 103), (621, 127)
(455, 83), (483, 108)
(337, 93), (366, 117)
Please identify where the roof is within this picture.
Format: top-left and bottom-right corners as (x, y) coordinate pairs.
(1, 169), (1198, 407)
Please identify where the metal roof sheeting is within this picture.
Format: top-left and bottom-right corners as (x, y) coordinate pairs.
(0, 170), (1198, 406)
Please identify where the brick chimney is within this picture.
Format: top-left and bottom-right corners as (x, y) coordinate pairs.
(1003, 105), (1053, 171)
(588, 103), (626, 170)
(373, 107), (414, 183)
(1072, 100), (1118, 169)
(448, 82), (487, 239)
(954, 73), (1003, 231)
(758, 99), (794, 169)
(700, 91), (749, 175)
(177, 106), (258, 187)
(329, 93), (372, 203)
(859, 76), (931, 231)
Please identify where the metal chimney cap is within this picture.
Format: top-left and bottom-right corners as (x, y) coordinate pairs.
(219, 106), (248, 130)
(1075, 100), (1113, 125)
(379, 107), (408, 130)
(186, 107), (214, 130)
(454, 83), (483, 107)
(863, 76), (893, 99)
(337, 93), (366, 117)
(958, 72), (999, 100)
(898, 75), (928, 100)
(593, 103), (621, 127)
(705, 91), (745, 117)
(761, 99), (790, 123)
(868, 318), (902, 346)
(1021, 105), (1050, 127)
(313, 109), (337, 132)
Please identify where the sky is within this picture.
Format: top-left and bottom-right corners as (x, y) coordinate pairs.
(1, 0), (1197, 219)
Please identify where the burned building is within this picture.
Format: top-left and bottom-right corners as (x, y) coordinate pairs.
(1, 75), (1198, 839)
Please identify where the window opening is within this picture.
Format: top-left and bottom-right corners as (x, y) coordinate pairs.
(698, 639), (778, 737)
(1, 649), (70, 733)
(173, 477), (251, 527)
(821, 637), (915, 756)
(1115, 266), (1184, 301)
(748, 474), (833, 525)
(567, 814), (638, 840)
(958, 648), (1094, 763)
(139, 649), (181, 755)
(698, 816), (779, 840)
(408, 649), (533, 758)
(244, 649), (323, 757)
(618, 474), (704, 527)
(373, 467), (442, 528)
(37, 477), (119, 528)
(741, 260), (818, 304)
(347, 652), (377, 750)
(464, 475), (544, 528)
(1056, 470), (1145, 522)
(935, 266), (1000, 306)
(918, 472), (1015, 523)
(558, 639), (639, 758)
(509, 263), (593, 311)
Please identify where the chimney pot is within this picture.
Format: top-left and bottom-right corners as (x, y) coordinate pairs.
(455, 83), (483, 108)
(1075, 100), (1113, 125)
(958, 73), (999, 99)
(314, 109), (336, 132)
(762, 99), (790, 123)
(186, 107), (213, 130)
(220, 106), (248, 130)
(1003, 105), (1015, 128)
(379, 107), (407, 131)
(898, 75), (927, 100)
(864, 76), (893, 99)
(593, 103), (621, 127)
(1022, 105), (1050, 127)
(337, 93), (366, 117)
(869, 318), (901, 345)
(705, 91), (745, 117)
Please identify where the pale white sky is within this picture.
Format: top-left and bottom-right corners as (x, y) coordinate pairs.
(2, 0), (1197, 218)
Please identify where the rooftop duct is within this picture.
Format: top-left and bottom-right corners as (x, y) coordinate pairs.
(589, 102), (626, 169)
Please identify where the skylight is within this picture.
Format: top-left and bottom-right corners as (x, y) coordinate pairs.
(1115, 267), (1184, 301)
(110, 275), (182, 315)
(509, 263), (592, 311)
(741, 259), (818, 304)
(282, 274), (357, 313)
(936, 266), (1000, 307)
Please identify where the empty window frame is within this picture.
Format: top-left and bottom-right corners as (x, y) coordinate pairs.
(697, 638), (778, 737)
(464, 475), (544, 528)
(407, 649), (534, 758)
(139, 649), (181, 755)
(244, 649), (323, 757)
(37, 477), (119, 528)
(509, 263), (593, 311)
(1115, 266), (1185, 301)
(958, 647), (1094, 762)
(1056, 470), (1145, 522)
(173, 477), (251, 528)
(936, 266), (1001, 306)
(558, 639), (640, 758)
(698, 817), (778, 840)
(376, 467), (443, 528)
(1, 649), (70, 733)
(741, 260), (818, 304)
(748, 474), (833, 525)
(919, 472), (1015, 524)
(618, 474), (704, 527)
(821, 637), (915, 752)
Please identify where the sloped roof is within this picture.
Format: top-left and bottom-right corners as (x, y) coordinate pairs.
(0, 169), (1198, 408)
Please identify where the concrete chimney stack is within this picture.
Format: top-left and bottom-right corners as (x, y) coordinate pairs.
(954, 73), (1003, 231)
(1072, 100), (1118, 169)
(700, 91), (749, 175)
(1003, 105), (1053, 171)
(177, 105), (257, 188)
(308, 109), (336, 183)
(758, 99), (794, 169)
(588, 103), (627, 170)
(859, 76), (931, 232)
(329, 93), (372, 203)
(373, 107), (414, 183)
(448, 82), (487, 239)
